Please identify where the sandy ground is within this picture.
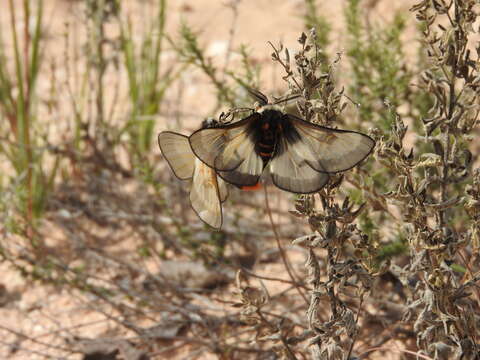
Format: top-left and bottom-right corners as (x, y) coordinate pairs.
(0, 0), (420, 359)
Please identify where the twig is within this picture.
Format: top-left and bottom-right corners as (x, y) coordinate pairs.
(222, 0), (241, 81)
(263, 186), (308, 304)
(346, 293), (366, 359)
(241, 267), (309, 287)
(0, 324), (76, 355)
(0, 338), (60, 359)
(358, 346), (434, 360)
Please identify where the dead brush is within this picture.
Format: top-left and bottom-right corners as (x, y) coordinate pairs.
(260, 0), (480, 356)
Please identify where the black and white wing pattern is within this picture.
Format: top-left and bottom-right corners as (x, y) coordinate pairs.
(189, 113), (264, 188)
(268, 133), (330, 194)
(285, 115), (375, 174)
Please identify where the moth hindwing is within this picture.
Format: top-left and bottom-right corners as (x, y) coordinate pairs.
(158, 131), (227, 229)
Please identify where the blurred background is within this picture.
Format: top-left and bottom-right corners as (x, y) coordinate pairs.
(1, 0), (479, 359)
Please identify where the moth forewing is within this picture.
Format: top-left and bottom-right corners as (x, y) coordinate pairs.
(213, 129), (251, 170)
(189, 158), (223, 229)
(214, 127), (264, 188)
(215, 135), (264, 180)
(189, 113), (261, 171)
(158, 132), (196, 180)
(187, 128), (223, 168)
(286, 115), (375, 173)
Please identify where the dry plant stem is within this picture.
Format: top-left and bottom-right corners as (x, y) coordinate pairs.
(151, 342), (268, 357)
(345, 293), (365, 359)
(0, 324), (77, 355)
(0, 339), (60, 360)
(223, 0), (240, 81)
(358, 347), (434, 360)
(263, 186), (309, 304)
(32, 319), (110, 341)
(326, 247), (338, 317)
(459, 250), (480, 303)
(241, 267), (308, 288)
(268, 41), (301, 90)
(255, 309), (298, 360)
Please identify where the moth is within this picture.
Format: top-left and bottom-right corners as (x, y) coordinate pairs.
(189, 89), (375, 194)
(158, 129), (228, 229)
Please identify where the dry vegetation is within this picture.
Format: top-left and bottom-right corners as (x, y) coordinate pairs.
(0, 0), (480, 359)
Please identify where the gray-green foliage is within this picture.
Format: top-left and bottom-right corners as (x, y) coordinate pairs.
(0, 0), (57, 224)
(304, 0), (331, 67)
(345, 0), (414, 130)
(120, 0), (179, 156)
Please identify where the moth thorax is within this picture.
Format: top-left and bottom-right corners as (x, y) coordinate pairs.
(257, 104), (283, 114)
(257, 108), (285, 127)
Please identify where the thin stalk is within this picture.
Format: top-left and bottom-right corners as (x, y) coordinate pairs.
(264, 186), (309, 304)
(8, 0), (25, 138)
(9, 0), (34, 222)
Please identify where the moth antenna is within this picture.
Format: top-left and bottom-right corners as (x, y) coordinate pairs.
(244, 86), (269, 106)
(272, 93), (302, 106)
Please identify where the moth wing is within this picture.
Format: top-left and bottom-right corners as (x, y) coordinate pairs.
(216, 143), (264, 187)
(158, 131), (195, 180)
(190, 158), (223, 229)
(269, 135), (330, 194)
(189, 113), (264, 187)
(286, 115), (375, 173)
(218, 177), (229, 203)
(189, 113), (259, 170)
